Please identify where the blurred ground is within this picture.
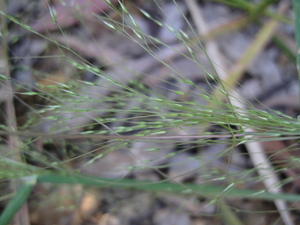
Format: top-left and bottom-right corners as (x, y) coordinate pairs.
(1, 0), (300, 224)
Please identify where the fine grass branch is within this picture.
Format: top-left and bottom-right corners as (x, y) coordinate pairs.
(0, 1), (299, 169)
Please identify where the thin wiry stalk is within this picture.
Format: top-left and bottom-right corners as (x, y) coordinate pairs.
(0, 1), (31, 225)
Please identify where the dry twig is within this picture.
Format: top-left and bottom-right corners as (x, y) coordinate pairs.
(185, 0), (294, 225)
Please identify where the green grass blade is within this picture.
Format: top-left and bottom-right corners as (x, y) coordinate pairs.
(0, 177), (36, 225)
(249, 0), (277, 20)
(273, 36), (296, 62)
(213, 0), (253, 10)
(214, 0), (290, 23)
(219, 200), (244, 225)
(38, 173), (300, 202)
